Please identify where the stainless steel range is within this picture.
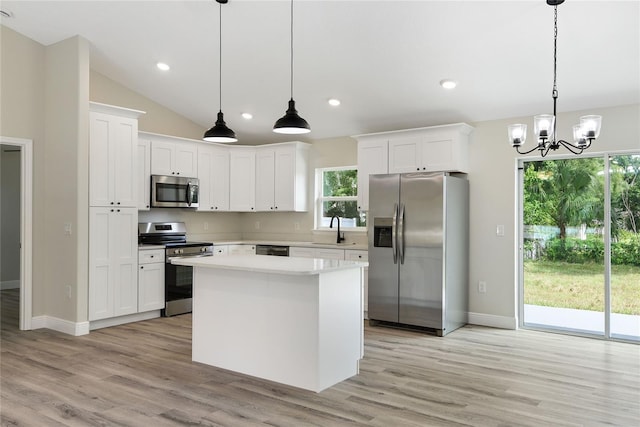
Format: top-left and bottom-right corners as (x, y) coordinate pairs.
(138, 222), (213, 317)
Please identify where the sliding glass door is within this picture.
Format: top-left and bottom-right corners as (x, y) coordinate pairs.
(520, 153), (639, 342)
(609, 154), (640, 340)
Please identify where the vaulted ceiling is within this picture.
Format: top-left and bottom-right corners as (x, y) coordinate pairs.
(2, 1), (638, 144)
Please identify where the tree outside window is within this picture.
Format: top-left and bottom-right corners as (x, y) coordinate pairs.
(316, 167), (366, 229)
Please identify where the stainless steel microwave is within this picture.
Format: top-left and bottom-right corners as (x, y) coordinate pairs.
(151, 175), (199, 208)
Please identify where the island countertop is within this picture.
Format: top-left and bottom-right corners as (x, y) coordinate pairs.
(171, 254), (368, 275)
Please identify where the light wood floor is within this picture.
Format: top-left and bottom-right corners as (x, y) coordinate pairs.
(1, 289), (639, 426)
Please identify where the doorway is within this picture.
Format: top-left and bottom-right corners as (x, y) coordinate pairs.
(519, 153), (640, 342)
(0, 136), (33, 331)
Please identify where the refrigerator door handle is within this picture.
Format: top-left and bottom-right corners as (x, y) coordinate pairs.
(392, 203), (398, 264)
(398, 203), (405, 264)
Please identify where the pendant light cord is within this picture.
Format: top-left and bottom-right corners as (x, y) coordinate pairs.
(552, 5), (559, 141)
(290, 0), (294, 99)
(219, 0), (223, 113)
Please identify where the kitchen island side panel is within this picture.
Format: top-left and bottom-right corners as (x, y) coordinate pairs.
(191, 266), (361, 392)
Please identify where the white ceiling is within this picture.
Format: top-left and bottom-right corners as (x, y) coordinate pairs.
(2, 0), (638, 144)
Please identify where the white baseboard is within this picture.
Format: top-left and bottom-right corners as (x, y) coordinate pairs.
(468, 312), (518, 330)
(89, 310), (161, 330)
(1, 280), (20, 290)
(31, 315), (90, 336)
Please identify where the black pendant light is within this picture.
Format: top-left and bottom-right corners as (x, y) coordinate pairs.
(203, 0), (237, 143)
(273, 0), (310, 134)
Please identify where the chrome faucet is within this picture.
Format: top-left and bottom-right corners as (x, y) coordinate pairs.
(329, 215), (345, 244)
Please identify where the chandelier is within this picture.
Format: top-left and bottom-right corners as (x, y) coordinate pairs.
(508, 0), (602, 157)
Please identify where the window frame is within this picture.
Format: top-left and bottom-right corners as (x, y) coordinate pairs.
(314, 166), (366, 232)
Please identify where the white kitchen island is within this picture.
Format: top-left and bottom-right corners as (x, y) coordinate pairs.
(171, 254), (367, 392)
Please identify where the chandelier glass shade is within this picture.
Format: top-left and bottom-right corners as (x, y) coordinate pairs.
(203, 0), (237, 143)
(508, 0), (601, 157)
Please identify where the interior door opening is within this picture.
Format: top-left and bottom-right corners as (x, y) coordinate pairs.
(0, 136), (33, 331)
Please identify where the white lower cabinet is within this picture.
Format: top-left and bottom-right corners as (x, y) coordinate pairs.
(345, 250), (369, 319)
(289, 247), (345, 260)
(89, 207), (138, 321)
(214, 244), (256, 256)
(228, 244), (256, 255)
(213, 245), (229, 256)
(138, 248), (165, 312)
(288, 247), (315, 258)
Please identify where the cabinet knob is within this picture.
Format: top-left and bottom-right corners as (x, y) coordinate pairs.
(416, 168), (420, 171)
(270, 207), (273, 210)
(172, 172), (175, 175)
(146, 205), (150, 208)
(423, 167), (426, 170)
(117, 202), (121, 205)
(140, 266), (144, 269)
(150, 255), (154, 258)
(117, 209), (121, 212)
(110, 202), (114, 205)
(176, 172), (180, 175)
(251, 207), (254, 210)
(275, 206), (278, 210)
(110, 209), (114, 212)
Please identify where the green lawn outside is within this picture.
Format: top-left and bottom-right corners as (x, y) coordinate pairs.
(524, 260), (640, 315)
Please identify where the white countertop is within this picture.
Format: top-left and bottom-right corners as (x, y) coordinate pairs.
(171, 254), (368, 275)
(209, 240), (368, 251)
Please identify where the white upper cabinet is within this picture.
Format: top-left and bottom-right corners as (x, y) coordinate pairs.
(355, 139), (389, 211)
(229, 148), (256, 212)
(149, 135), (198, 177)
(140, 132), (309, 213)
(198, 144), (230, 211)
(137, 139), (151, 210)
(255, 148), (276, 211)
(387, 124), (473, 173)
(355, 123), (473, 210)
(89, 103), (144, 208)
(255, 142), (309, 212)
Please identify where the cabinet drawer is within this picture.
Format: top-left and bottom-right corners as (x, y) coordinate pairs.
(313, 249), (345, 260)
(139, 249), (164, 264)
(345, 250), (368, 262)
(289, 247), (315, 258)
(213, 245), (229, 256)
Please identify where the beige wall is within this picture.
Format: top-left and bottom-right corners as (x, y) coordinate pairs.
(43, 35), (90, 321)
(90, 71), (206, 140)
(0, 26), (46, 314)
(467, 104), (640, 325)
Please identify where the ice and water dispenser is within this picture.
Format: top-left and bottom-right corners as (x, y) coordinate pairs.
(373, 217), (393, 248)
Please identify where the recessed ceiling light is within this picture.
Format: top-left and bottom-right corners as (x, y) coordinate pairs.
(242, 113), (253, 120)
(328, 98), (341, 106)
(156, 62), (170, 71)
(0, 10), (14, 18)
(440, 79), (457, 89)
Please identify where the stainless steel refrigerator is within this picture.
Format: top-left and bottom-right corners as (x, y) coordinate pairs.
(368, 172), (468, 336)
